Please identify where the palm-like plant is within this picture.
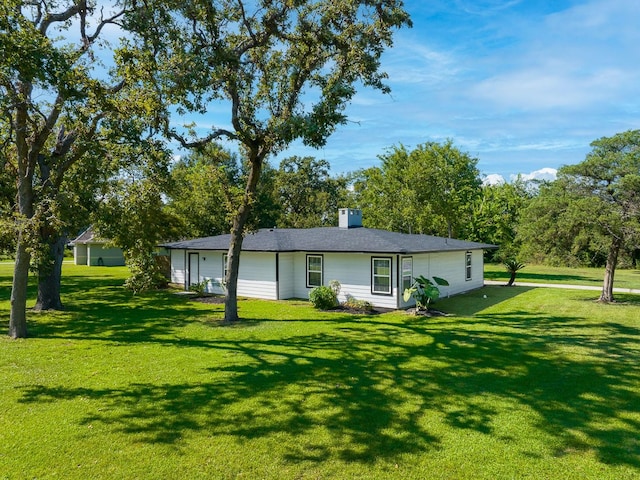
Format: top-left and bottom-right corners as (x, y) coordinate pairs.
(503, 259), (525, 286)
(403, 275), (450, 312)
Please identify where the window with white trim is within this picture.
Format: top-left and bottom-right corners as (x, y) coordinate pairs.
(465, 252), (472, 281)
(372, 257), (392, 295)
(401, 257), (413, 292)
(306, 255), (323, 288)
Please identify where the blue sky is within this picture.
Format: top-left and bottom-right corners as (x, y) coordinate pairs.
(267, 0), (640, 183)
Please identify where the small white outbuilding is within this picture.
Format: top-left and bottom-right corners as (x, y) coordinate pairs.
(70, 226), (125, 267)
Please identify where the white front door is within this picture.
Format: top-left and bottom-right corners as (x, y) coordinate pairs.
(188, 253), (199, 288)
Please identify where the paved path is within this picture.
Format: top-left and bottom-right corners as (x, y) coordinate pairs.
(484, 280), (640, 295)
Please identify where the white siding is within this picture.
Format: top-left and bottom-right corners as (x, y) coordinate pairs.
(199, 252), (225, 294)
(278, 253), (295, 299)
(291, 252), (398, 309)
(74, 244), (88, 265)
(426, 250), (484, 297)
(170, 249), (186, 285)
(170, 249), (278, 299)
(87, 244), (125, 266)
(168, 247), (486, 308)
(235, 252), (278, 299)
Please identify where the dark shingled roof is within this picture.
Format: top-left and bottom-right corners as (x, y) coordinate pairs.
(161, 227), (497, 254)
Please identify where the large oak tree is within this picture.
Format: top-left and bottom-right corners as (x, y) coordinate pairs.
(124, 0), (411, 322)
(354, 141), (482, 238)
(1, 1), (138, 338)
(518, 130), (640, 302)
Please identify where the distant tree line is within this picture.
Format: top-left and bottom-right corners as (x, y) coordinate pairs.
(160, 131), (640, 283)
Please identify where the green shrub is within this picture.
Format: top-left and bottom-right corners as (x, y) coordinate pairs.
(343, 296), (374, 313)
(309, 285), (338, 310)
(124, 251), (168, 294)
(189, 279), (211, 296)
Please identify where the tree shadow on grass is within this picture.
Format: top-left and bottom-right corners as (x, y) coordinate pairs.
(27, 287), (215, 342)
(17, 305), (640, 469)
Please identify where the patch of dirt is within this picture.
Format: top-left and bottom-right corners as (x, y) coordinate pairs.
(191, 295), (225, 304)
(329, 305), (382, 315)
(188, 296), (444, 316)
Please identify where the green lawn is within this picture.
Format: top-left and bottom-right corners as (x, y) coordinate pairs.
(1, 263), (639, 479)
(485, 262), (640, 289)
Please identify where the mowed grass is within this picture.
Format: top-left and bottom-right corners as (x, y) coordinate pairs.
(1, 263), (639, 479)
(485, 262), (640, 290)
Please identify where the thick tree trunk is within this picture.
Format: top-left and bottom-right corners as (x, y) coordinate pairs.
(224, 228), (244, 322)
(34, 234), (66, 311)
(10, 235), (31, 339)
(224, 155), (264, 322)
(10, 137), (35, 338)
(599, 236), (622, 303)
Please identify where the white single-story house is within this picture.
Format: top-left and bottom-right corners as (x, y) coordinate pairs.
(70, 226), (126, 266)
(161, 208), (497, 309)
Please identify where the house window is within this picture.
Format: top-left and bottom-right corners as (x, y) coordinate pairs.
(401, 257), (413, 292)
(372, 257), (392, 295)
(223, 253), (229, 280)
(306, 255), (323, 288)
(465, 252), (472, 281)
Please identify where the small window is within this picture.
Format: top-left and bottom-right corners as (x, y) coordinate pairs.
(307, 255), (323, 288)
(401, 257), (413, 292)
(465, 252), (472, 281)
(372, 257), (392, 295)
(223, 253), (229, 280)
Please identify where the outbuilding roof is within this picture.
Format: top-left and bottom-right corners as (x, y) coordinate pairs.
(161, 227), (497, 254)
(69, 226), (107, 245)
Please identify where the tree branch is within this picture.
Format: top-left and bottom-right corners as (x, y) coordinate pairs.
(38, 2), (83, 35)
(169, 129), (239, 150)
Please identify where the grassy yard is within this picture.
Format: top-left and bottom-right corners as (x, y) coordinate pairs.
(485, 262), (640, 290)
(1, 263), (639, 479)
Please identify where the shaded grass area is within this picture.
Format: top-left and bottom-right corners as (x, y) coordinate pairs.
(1, 264), (639, 479)
(484, 262), (640, 289)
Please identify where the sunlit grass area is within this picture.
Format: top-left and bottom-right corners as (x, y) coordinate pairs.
(1, 263), (639, 479)
(485, 262), (640, 290)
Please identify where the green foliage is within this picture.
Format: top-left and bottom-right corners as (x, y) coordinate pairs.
(165, 146), (239, 238)
(95, 140), (180, 294)
(403, 275), (450, 311)
(354, 141), (482, 237)
(188, 279), (211, 296)
(308, 285), (338, 310)
(122, 0), (411, 322)
(469, 177), (535, 260)
(1, 1), (163, 336)
(503, 259), (526, 273)
(503, 259), (525, 286)
(272, 157), (351, 228)
(342, 296), (374, 313)
(518, 130), (640, 269)
(123, 251), (168, 294)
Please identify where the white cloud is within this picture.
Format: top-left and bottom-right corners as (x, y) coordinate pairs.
(511, 167), (557, 182)
(482, 174), (506, 186)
